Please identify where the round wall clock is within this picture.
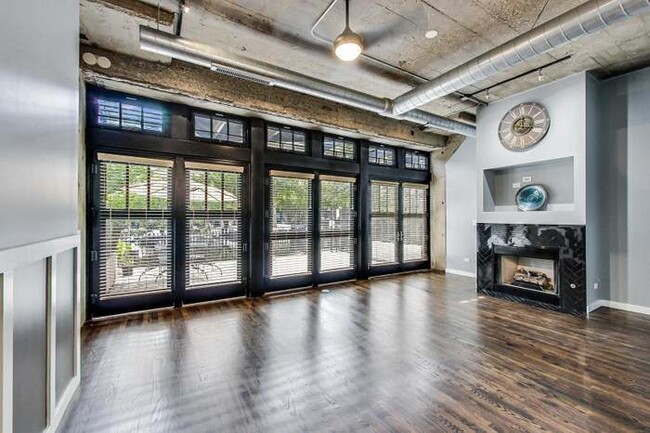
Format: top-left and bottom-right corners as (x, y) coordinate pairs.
(498, 102), (550, 151)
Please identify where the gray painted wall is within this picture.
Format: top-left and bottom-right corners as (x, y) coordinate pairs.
(13, 261), (48, 433)
(0, 0), (79, 250)
(445, 138), (477, 275)
(476, 73), (587, 225)
(600, 67), (650, 308)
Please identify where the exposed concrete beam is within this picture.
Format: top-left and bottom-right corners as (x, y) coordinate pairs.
(430, 134), (466, 271)
(80, 45), (447, 149)
(86, 0), (175, 26)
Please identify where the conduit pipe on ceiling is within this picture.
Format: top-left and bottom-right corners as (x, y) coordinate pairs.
(139, 26), (477, 137)
(391, 0), (650, 115)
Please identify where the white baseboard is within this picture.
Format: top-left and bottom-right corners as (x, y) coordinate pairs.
(588, 299), (650, 316)
(44, 374), (80, 433)
(445, 268), (476, 278)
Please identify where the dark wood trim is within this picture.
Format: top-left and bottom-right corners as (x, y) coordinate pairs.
(85, 86), (432, 316)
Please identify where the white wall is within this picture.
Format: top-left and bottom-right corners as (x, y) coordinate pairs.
(0, 0), (79, 250)
(600, 67), (650, 309)
(445, 138), (477, 276)
(476, 73), (587, 225)
(0, 1), (81, 432)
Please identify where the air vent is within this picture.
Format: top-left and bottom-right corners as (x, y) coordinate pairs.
(209, 64), (272, 86)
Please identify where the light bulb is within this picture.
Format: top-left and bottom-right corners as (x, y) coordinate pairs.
(181, 1), (190, 13)
(537, 69), (546, 82)
(333, 29), (363, 62)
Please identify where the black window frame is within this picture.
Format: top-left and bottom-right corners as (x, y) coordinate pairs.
(404, 150), (429, 171)
(93, 93), (169, 136)
(323, 135), (357, 161)
(265, 124), (309, 155)
(368, 144), (397, 167)
(190, 110), (248, 147)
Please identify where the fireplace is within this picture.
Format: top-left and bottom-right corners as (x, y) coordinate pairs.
(477, 224), (586, 315)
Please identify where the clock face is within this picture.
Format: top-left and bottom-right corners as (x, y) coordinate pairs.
(498, 102), (550, 151)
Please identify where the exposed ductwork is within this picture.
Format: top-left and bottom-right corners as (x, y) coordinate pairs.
(392, 0), (650, 115)
(139, 26), (477, 137)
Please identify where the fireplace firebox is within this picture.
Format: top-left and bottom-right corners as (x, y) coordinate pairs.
(493, 245), (560, 304)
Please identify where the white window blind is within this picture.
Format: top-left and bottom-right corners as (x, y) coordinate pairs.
(186, 163), (244, 288)
(370, 181), (398, 265)
(268, 173), (313, 277)
(320, 176), (356, 272)
(402, 184), (429, 261)
(98, 155), (173, 299)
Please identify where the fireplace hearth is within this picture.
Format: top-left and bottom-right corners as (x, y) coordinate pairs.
(477, 224), (586, 315)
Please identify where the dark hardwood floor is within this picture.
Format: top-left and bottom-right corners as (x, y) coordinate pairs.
(62, 272), (650, 432)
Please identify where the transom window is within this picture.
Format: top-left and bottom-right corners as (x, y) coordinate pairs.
(368, 145), (395, 166)
(405, 150), (429, 171)
(323, 136), (355, 160)
(267, 126), (307, 154)
(193, 113), (244, 144)
(97, 98), (165, 133)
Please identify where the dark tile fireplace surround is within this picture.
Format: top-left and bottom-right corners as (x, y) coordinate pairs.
(477, 224), (586, 316)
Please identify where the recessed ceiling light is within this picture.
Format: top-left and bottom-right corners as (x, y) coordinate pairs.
(97, 56), (112, 69)
(425, 29), (438, 39)
(82, 52), (97, 66)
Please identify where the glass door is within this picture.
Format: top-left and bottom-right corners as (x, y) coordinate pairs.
(402, 183), (429, 263)
(370, 181), (400, 270)
(318, 175), (357, 284)
(266, 170), (314, 291)
(92, 153), (174, 315)
(369, 180), (429, 275)
(183, 162), (247, 304)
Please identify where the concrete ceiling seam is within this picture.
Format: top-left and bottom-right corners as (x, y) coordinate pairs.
(391, 0), (650, 115)
(139, 25), (477, 137)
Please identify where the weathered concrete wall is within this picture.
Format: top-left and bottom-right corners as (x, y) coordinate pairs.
(80, 45), (447, 149)
(430, 134), (465, 271)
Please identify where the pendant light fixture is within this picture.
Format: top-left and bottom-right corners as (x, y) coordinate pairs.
(333, 0), (363, 61)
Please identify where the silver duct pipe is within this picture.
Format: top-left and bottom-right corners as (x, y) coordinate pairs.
(139, 26), (477, 137)
(392, 0), (650, 115)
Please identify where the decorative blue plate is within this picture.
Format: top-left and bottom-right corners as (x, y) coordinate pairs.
(516, 184), (548, 211)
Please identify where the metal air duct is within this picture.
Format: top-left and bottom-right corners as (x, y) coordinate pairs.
(391, 0), (650, 115)
(139, 26), (476, 137)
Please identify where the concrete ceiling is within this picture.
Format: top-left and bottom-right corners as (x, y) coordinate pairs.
(81, 0), (650, 131)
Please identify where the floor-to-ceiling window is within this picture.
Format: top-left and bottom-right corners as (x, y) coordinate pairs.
(370, 181), (399, 266)
(267, 171), (314, 279)
(319, 175), (356, 273)
(87, 86), (431, 317)
(96, 153), (174, 311)
(185, 163), (244, 287)
(369, 180), (429, 274)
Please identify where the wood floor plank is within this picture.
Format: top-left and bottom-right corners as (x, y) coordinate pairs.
(61, 272), (650, 432)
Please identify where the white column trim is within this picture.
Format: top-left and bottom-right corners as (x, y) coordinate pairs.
(46, 256), (57, 427)
(0, 233), (80, 274)
(0, 272), (14, 433)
